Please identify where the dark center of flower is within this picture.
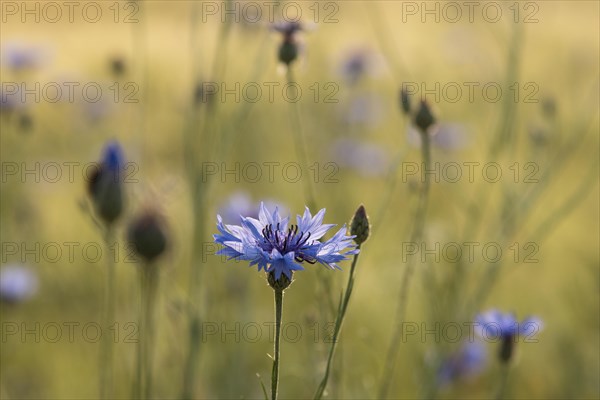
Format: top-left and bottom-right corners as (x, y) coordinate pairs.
(260, 223), (316, 264)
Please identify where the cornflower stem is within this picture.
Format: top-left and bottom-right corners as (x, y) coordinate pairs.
(100, 227), (115, 399)
(137, 263), (159, 400)
(379, 128), (431, 399)
(314, 250), (362, 400)
(271, 289), (284, 400)
(285, 67), (317, 212)
(496, 364), (511, 400)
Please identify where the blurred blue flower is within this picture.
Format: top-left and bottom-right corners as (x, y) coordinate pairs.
(0, 264), (38, 303)
(337, 47), (379, 86)
(218, 192), (255, 224)
(476, 309), (543, 339)
(341, 94), (384, 127)
(218, 192), (287, 225)
(2, 42), (48, 71)
(0, 87), (28, 114)
(330, 138), (389, 177)
(101, 140), (125, 172)
(476, 309), (543, 363)
(214, 203), (358, 280)
(272, 21), (303, 38)
(407, 122), (469, 151)
(0, 91), (17, 114)
(437, 340), (487, 387)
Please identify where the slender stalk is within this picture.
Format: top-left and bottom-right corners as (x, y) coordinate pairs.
(136, 263), (159, 400)
(145, 264), (159, 399)
(379, 129), (431, 399)
(286, 67), (317, 211)
(496, 365), (510, 400)
(271, 289), (284, 400)
(314, 251), (361, 400)
(135, 267), (145, 400)
(100, 227), (115, 399)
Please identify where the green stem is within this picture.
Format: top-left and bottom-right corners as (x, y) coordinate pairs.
(136, 264), (159, 400)
(135, 267), (144, 400)
(100, 228), (115, 399)
(144, 264), (158, 399)
(271, 289), (284, 400)
(496, 365), (510, 400)
(314, 251), (361, 400)
(379, 129), (431, 399)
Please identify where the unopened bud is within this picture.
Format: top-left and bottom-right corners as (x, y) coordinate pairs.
(414, 100), (436, 133)
(127, 211), (168, 264)
(88, 141), (125, 225)
(350, 204), (370, 245)
(278, 40), (298, 66)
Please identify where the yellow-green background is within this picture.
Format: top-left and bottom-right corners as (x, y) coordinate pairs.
(1, 1), (598, 399)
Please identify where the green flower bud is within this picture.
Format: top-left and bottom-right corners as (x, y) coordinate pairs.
(127, 211), (168, 264)
(88, 167), (124, 225)
(414, 100), (436, 133)
(350, 204), (370, 245)
(88, 142), (126, 225)
(278, 40), (298, 66)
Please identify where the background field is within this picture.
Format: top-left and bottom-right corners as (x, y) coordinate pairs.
(1, 1), (599, 399)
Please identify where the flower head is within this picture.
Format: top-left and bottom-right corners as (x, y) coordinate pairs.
(476, 309), (543, 363)
(2, 42), (48, 71)
(214, 203), (359, 281)
(338, 48), (379, 86)
(330, 138), (388, 177)
(272, 21), (304, 65)
(0, 264), (38, 304)
(272, 21), (303, 40)
(437, 340), (487, 387)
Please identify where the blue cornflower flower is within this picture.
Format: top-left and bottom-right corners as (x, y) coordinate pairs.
(214, 203), (359, 281)
(0, 264), (38, 304)
(101, 141), (125, 172)
(437, 340), (487, 387)
(476, 309), (543, 363)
